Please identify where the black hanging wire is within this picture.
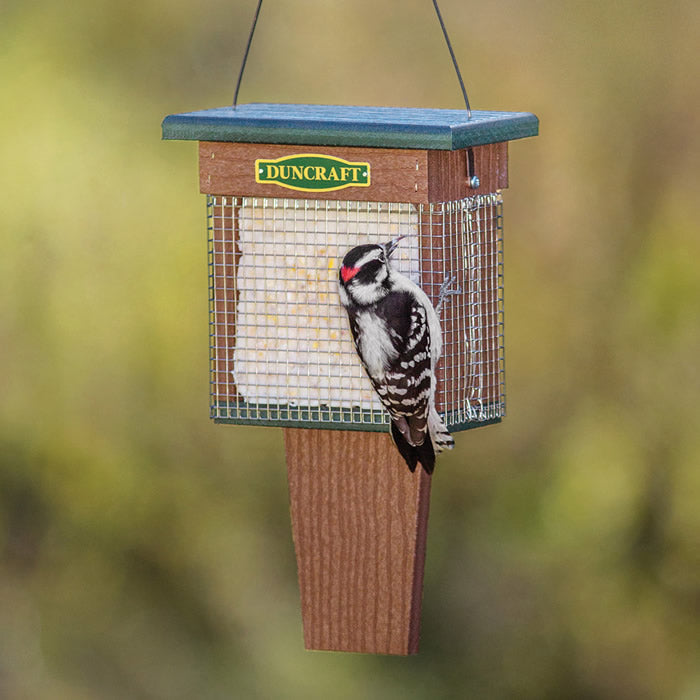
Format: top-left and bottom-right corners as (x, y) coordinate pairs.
(232, 0), (471, 116)
(233, 0), (264, 108)
(431, 0), (472, 117)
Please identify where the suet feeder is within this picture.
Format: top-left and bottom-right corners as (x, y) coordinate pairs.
(162, 7), (538, 656)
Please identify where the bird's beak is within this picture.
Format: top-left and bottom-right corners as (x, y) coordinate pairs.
(384, 235), (406, 259)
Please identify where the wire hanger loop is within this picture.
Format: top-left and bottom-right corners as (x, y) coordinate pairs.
(233, 0), (472, 117)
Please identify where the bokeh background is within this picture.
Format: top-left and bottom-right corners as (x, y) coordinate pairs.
(2, 0), (699, 698)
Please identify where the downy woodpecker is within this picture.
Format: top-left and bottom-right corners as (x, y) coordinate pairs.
(338, 236), (454, 474)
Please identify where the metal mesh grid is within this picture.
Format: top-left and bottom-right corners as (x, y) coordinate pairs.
(208, 194), (504, 431)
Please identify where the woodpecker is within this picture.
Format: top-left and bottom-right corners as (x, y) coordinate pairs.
(338, 236), (455, 474)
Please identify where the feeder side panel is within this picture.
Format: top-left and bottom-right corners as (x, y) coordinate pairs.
(426, 141), (508, 201)
(210, 197), (239, 412)
(418, 202), (471, 421)
(419, 203), (505, 424)
(478, 203), (497, 411)
(426, 149), (468, 202)
(437, 204), (469, 418)
(199, 142), (431, 205)
(419, 205), (449, 414)
(479, 200), (506, 413)
(285, 428), (431, 655)
(464, 196), (506, 420)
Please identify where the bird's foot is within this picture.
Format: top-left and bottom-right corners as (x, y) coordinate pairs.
(435, 274), (461, 315)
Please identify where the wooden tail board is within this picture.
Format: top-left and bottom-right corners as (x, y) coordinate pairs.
(284, 428), (432, 655)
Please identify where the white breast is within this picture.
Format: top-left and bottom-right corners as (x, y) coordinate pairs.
(355, 311), (397, 380)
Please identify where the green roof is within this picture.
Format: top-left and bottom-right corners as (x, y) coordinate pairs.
(162, 103), (538, 150)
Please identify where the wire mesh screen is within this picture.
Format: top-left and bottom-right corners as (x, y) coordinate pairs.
(208, 194), (504, 431)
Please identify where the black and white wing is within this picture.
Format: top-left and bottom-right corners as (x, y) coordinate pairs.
(348, 291), (437, 471)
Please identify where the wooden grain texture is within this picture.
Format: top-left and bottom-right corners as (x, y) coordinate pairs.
(200, 142), (430, 204)
(284, 428), (432, 655)
(200, 142), (508, 205)
(427, 141), (508, 201)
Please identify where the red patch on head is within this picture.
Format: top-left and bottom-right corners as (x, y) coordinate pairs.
(341, 265), (360, 283)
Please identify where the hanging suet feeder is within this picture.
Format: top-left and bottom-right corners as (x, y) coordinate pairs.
(162, 1), (538, 655)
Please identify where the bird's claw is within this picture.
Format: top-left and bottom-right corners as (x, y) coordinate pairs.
(435, 274), (461, 315)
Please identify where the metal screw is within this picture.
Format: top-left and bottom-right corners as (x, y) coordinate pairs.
(468, 175), (480, 189)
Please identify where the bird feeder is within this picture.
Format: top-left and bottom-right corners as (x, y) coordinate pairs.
(162, 103), (538, 654)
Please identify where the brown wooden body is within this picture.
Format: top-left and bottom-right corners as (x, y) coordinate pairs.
(285, 429), (431, 654)
(200, 141), (507, 204)
(204, 142), (509, 654)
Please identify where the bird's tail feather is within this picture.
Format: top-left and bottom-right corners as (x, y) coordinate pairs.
(390, 422), (435, 475)
(429, 408), (454, 453)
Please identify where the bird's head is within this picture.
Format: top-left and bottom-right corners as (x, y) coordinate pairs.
(338, 236), (405, 306)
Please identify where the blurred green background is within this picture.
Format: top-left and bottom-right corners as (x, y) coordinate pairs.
(1, 0), (699, 698)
